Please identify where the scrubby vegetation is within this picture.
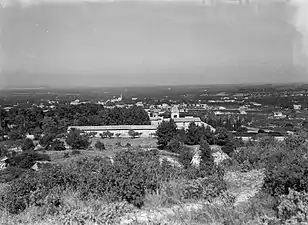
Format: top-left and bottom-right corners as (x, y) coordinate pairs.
(0, 148), (226, 224)
(1, 111), (308, 224)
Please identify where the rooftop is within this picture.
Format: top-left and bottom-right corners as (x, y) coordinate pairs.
(68, 125), (157, 131)
(173, 117), (202, 122)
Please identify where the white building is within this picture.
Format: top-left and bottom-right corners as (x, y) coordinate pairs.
(149, 106), (215, 132)
(68, 125), (157, 138)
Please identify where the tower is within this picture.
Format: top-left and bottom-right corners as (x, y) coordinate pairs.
(171, 106), (180, 119)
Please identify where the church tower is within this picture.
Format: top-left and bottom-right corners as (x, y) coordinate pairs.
(171, 106), (180, 119)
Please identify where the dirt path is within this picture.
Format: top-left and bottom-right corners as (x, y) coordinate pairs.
(224, 169), (265, 207)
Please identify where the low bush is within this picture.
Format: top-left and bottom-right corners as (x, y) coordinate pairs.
(0, 166), (76, 214)
(125, 143), (131, 147)
(95, 141), (105, 151)
(284, 134), (306, 151)
(63, 152), (70, 158)
(50, 140), (66, 151)
(181, 176), (227, 201)
(115, 141), (122, 147)
(277, 189), (308, 224)
(6, 152), (51, 169)
(21, 138), (35, 151)
(264, 156), (308, 197)
(0, 167), (27, 183)
(221, 141), (235, 157)
(71, 150), (81, 155)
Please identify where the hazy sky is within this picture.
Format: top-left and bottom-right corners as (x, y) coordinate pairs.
(1, 0), (308, 87)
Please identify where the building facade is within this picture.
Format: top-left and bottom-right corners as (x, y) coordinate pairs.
(67, 125), (157, 138)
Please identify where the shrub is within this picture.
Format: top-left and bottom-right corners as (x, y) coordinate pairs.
(115, 141), (122, 147)
(128, 130), (141, 139)
(221, 141), (235, 157)
(50, 139), (66, 151)
(258, 136), (277, 148)
(125, 143), (131, 147)
(284, 135), (306, 151)
(0, 146), (8, 158)
(100, 131), (114, 139)
(1, 166), (73, 214)
(21, 138), (35, 151)
(277, 189), (308, 223)
(167, 137), (182, 153)
(0, 166), (27, 183)
(95, 141), (105, 151)
(264, 151), (308, 197)
(71, 150), (81, 155)
(6, 152), (50, 169)
(39, 134), (55, 149)
(63, 152), (70, 158)
(181, 176), (227, 201)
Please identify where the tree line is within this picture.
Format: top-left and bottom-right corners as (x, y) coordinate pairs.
(155, 119), (240, 156)
(0, 104), (150, 140)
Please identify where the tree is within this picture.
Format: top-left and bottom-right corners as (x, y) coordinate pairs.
(236, 126), (248, 133)
(185, 122), (201, 145)
(50, 139), (66, 151)
(258, 129), (266, 134)
(0, 129), (5, 141)
(39, 134), (55, 150)
(177, 128), (187, 143)
(179, 146), (193, 169)
(221, 141), (235, 156)
(101, 131), (114, 139)
(303, 121), (308, 130)
(66, 129), (90, 150)
(199, 139), (214, 171)
(156, 120), (178, 150)
(215, 127), (231, 146)
(42, 116), (58, 136)
(128, 130), (142, 139)
(32, 127), (43, 140)
(115, 133), (121, 138)
(21, 138), (35, 151)
(167, 136), (182, 153)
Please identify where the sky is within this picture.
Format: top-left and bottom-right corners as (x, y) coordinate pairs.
(0, 0), (308, 87)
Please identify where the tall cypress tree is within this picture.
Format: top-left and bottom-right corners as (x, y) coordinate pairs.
(199, 138), (214, 171)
